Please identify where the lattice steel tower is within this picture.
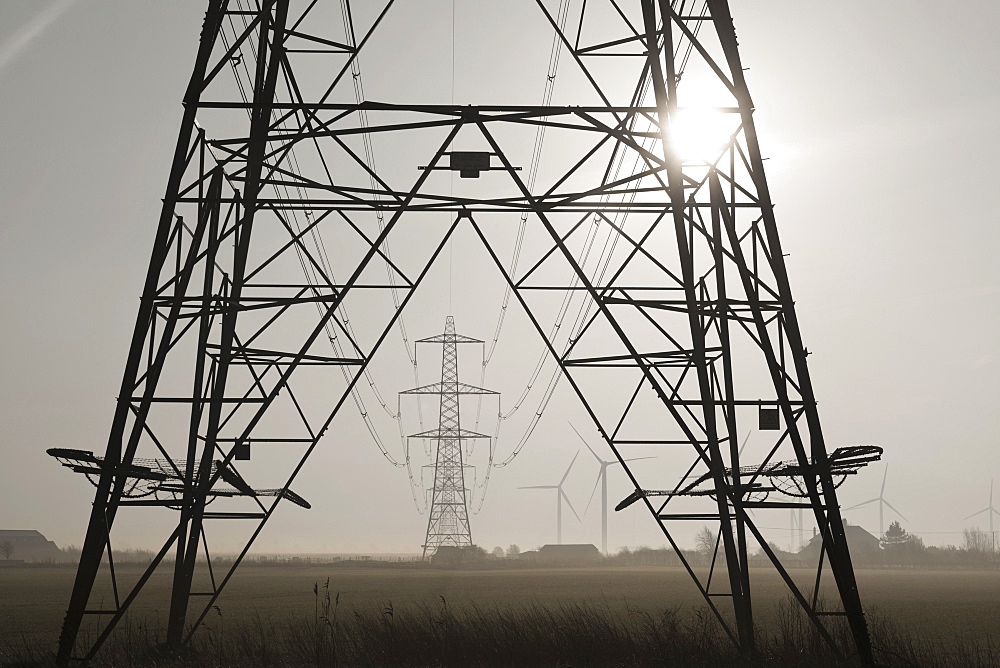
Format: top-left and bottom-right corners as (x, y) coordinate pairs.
(401, 317), (496, 558)
(51, 1), (880, 664)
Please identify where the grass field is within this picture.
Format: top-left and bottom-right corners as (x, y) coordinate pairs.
(2, 564), (999, 665)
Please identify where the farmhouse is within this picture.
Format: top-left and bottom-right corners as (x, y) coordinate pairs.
(535, 544), (602, 563)
(429, 545), (465, 565)
(0, 529), (61, 561)
(798, 524), (881, 562)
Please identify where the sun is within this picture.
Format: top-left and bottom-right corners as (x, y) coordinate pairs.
(666, 108), (737, 163)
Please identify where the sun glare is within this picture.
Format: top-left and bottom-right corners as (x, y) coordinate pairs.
(666, 108), (735, 163)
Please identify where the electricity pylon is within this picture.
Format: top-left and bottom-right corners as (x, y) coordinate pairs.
(53, 1), (877, 664)
(401, 317), (496, 558)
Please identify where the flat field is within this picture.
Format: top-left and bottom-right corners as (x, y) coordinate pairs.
(3, 564), (999, 657)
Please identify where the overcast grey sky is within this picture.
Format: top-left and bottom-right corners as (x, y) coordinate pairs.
(0, 1), (998, 555)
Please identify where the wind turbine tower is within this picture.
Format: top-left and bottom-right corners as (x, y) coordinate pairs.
(401, 317), (497, 559)
(963, 479), (1000, 552)
(572, 424), (653, 555)
(790, 508), (805, 552)
(521, 452), (580, 544)
(845, 465), (907, 537)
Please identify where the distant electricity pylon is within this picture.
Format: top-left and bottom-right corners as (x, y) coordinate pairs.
(401, 317), (497, 559)
(52, 1), (880, 663)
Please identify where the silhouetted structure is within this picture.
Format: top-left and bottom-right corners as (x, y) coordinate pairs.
(428, 544), (488, 566)
(401, 317), (497, 559)
(429, 545), (462, 566)
(800, 524), (880, 562)
(48, 449), (311, 508)
(53, 1), (879, 663)
(0, 530), (61, 561)
(537, 543), (601, 563)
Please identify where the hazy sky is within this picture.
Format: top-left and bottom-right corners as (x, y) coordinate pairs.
(1, 1), (998, 555)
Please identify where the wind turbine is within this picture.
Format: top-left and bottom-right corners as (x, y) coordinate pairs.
(845, 464), (907, 537)
(520, 452), (580, 544)
(963, 479), (1000, 552)
(570, 423), (654, 555)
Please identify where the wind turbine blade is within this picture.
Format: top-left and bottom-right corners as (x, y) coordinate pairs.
(519, 485), (557, 490)
(583, 471), (602, 516)
(561, 488), (581, 522)
(882, 500), (908, 522)
(880, 465), (888, 498)
(844, 498), (879, 511)
(569, 422), (602, 463)
(963, 508), (989, 521)
(561, 450), (580, 486)
(607, 456), (655, 469)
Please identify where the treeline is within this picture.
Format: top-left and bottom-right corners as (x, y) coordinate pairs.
(39, 526), (1000, 570)
(854, 527), (999, 569)
(35, 549), (423, 568)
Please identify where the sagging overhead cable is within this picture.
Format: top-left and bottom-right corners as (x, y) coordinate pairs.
(220, 4), (415, 485)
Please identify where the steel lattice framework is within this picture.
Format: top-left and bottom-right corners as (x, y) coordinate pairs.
(401, 316), (496, 558)
(53, 0), (877, 663)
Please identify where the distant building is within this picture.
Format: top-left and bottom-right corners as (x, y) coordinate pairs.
(429, 545), (463, 565)
(798, 524), (880, 561)
(0, 530), (62, 561)
(536, 544), (602, 563)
